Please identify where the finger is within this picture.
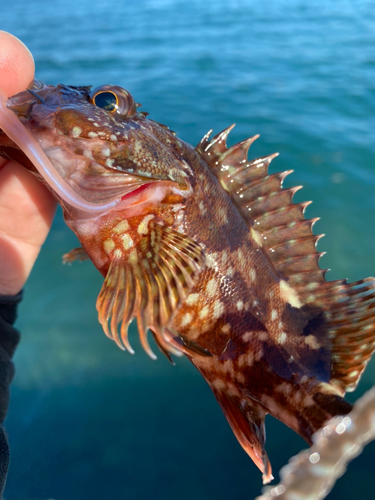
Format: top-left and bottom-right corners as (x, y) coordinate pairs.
(0, 32), (57, 295)
(0, 31), (35, 98)
(0, 161), (56, 247)
(0, 160), (57, 295)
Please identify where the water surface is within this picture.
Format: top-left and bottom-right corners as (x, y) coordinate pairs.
(1, 1), (375, 498)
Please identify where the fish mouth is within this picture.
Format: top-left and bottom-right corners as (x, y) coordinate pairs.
(0, 81), (189, 218)
(0, 85), (123, 216)
(0, 84), (166, 218)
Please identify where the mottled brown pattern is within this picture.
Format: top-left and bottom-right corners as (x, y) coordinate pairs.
(1, 81), (375, 484)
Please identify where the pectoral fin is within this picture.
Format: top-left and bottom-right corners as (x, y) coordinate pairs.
(96, 218), (205, 358)
(63, 247), (89, 263)
(164, 328), (213, 358)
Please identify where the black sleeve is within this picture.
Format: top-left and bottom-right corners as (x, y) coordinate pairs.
(0, 293), (22, 497)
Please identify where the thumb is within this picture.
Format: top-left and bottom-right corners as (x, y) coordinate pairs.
(0, 31), (35, 98)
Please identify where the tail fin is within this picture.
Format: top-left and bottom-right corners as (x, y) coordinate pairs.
(301, 277), (375, 394)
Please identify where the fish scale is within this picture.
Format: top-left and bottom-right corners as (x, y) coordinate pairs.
(0, 80), (374, 484)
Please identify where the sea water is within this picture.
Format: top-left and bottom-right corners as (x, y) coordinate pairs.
(1, 0), (374, 498)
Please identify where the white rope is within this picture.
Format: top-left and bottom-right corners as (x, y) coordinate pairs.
(256, 387), (375, 500)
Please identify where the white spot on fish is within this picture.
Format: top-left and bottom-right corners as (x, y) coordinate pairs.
(292, 391), (302, 405)
(279, 280), (302, 309)
(305, 335), (320, 349)
(242, 331), (253, 342)
(88, 131), (98, 138)
(221, 323), (230, 334)
(138, 214), (155, 235)
(255, 348), (264, 362)
(122, 234), (134, 250)
(181, 313), (193, 327)
(206, 252), (219, 270)
(236, 300), (244, 311)
(220, 359), (235, 378)
(102, 147), (111, 157)
(199, 306), (209, 319)
(72, 126), (82, 138)
(276, 382), (292, 395)
(246, 352), (254, 367)
(84, 149), (93, 160)
(106, 158), (115, 167)
(226, 383), (240, 398)
(277, 332), (287, 344)
(199, 201), (207, 214)
(218, 207), (228, 224)
(113, 220), (129, 234)
(103, 238), (115, 255)
(249, 269), (256, 282)
(318, 382), (341, 396)
(226, 267), (234, 277)
(258, 331), (268, 341)
(213, 300), (224, 319)
(186, 293), (200, 306)
(237, 248), (244, 263)
(251, 228), (263, 247)
(206, 278), (218, 296)
(238, 353), (248, 368)
(271, 309), (278, 321)
(110, 134), (118, 141)
(304, 394), (315, 407)
(212, 378), (226, 391)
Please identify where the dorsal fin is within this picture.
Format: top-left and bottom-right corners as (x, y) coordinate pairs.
(197, 126), (324, 284)
(197, 126), (375, 394)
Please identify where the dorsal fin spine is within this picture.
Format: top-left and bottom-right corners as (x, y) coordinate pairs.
(220, 135), (259, 166)
(202, 124), (235, 154)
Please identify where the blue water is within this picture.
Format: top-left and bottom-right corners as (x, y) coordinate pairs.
(1, 0), (375, 498)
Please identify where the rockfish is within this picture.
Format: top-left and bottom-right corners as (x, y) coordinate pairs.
(0, 80), (374, 483)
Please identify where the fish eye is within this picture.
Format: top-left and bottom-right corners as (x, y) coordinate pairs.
(90, 85), (136, 117)
(92, 91), (118, 112)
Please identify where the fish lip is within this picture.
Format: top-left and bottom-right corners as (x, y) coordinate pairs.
(120, 180), (155, 201)
(96, 179), (188, 221)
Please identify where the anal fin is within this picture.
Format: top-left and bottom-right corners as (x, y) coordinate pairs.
(211, 388), (273, 484)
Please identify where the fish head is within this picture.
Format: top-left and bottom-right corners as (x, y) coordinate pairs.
(1, 80), (193, 215)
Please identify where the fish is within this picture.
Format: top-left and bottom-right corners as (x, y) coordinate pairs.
(0, 79), (374, 484)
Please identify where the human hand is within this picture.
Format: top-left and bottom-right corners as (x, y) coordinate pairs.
(0, 31), (57, 295)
